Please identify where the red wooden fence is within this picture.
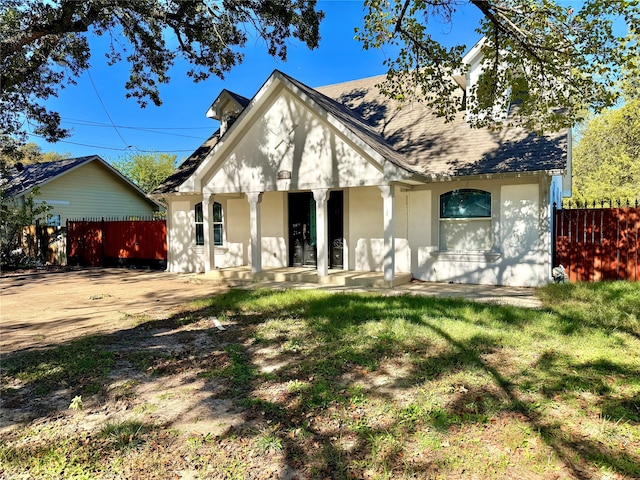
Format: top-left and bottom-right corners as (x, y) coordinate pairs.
(67, 219), (167, 269)
(553, 206), (640, 282)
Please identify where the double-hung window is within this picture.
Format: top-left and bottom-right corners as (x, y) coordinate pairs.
(195, 201), (223, 247)
(439, 189), (492, 252)
(213, 201), (223, 247)
(194, 202), (204, 246)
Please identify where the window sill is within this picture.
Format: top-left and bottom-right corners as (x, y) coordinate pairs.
(431, 251), (501, 263)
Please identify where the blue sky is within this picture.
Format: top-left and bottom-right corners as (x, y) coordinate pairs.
(29, 1), (483, 164)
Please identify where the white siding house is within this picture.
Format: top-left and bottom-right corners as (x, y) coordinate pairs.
(4, 155), (161, 224)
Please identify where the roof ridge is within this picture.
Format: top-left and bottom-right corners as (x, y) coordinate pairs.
(315, 72), (387, 90)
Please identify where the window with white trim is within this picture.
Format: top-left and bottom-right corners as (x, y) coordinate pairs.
(439, 189), (492, 251)
(194, 202), (204, 246)
(212, 201), (223, 246)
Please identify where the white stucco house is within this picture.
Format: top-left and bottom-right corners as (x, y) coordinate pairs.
(152, 45), (571, 287)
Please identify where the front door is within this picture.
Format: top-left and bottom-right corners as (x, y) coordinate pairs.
(289, 192), (316, 266)
(328, 191), (344, 268)
(288, 191), (344, 268)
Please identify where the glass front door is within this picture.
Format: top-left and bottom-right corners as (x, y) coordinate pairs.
(289, 192), (316, 266)
(288, 191), (344, 268)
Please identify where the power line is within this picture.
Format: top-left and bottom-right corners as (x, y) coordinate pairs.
(87, 70), (131, 148)
(60, 119), (206, 139)
(61, 117), (213, 130)
(29, 134), (195, 153)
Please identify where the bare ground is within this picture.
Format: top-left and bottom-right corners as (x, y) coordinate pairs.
(0, 268), (245, 442)
(1, 267), (226, 354)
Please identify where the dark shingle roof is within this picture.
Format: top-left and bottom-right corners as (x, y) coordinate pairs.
(3, 155), (162, 209)
(226, 91), (251, 108)
(151, 131), (221, 195)
(153, 70), (567, 195)
(3, 155), (99, 197)
(316, 74), (567, 177)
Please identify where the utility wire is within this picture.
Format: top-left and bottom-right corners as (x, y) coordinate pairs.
(29, 134), (195, 153)
(61, 117), (213, 130)
(87, 70), (131, 148)
(60, 119), (206, 139)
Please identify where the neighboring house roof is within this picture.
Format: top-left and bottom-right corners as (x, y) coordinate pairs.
(153, 69), (567, 195)
(3, 155), (96, 197)
(3, 155), (161, 209)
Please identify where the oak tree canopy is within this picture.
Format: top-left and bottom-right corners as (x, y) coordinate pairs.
(2, 0), (638, 161)
(112, 152), (177, 194)
(0, 0), (324, 158)
(357, 0), (639, 132)
(571, 95), (640, 203)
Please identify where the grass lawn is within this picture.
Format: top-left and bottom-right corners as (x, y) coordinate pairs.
(1, 281), (639, 479)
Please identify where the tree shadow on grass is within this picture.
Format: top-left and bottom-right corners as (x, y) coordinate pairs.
(539, 281), (640, 340)
(1, 287), (639, 478)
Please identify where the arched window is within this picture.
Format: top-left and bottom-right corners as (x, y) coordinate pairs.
(439, 189), (492, 251)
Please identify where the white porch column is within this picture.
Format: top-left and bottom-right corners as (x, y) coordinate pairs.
(313, 188), (329, 277)
(165, 201), (173, 272)
(246, 192), (263, 273)
(202, 193), (213, 272)
(380, 185), (396, 282)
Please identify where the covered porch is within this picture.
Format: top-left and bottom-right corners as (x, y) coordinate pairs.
(203, 266), (413, 288)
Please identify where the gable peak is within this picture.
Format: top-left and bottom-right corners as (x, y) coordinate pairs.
(206, 89), (251, 134)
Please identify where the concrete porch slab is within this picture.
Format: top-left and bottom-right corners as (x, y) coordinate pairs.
(203, 266), (412, 288)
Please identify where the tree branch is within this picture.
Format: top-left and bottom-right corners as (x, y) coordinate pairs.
(0, 2), (112, 59)
(394, 0), (412, 33)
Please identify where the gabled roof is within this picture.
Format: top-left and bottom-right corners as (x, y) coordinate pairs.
(206, 89), (251, 120)
(3, 155), (162, 209)
(226, 90), (251, 108)
(3, 155), (98, 197)
(280, 71), (417, 174)
(153, 69), (567, 195)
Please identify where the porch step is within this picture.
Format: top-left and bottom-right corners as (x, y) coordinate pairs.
(203, 267), (412, 289)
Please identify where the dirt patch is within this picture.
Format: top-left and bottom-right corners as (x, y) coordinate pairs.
(0, 271), (309, 478)
(0, 267), (226, 354)
(0, 267), (239, 433)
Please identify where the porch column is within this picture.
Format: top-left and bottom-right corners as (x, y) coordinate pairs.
(164, 201), (172, 272)
(246, 192), (263, 274)
(379, 185), (395, 282)
(202, 193), (213, 272)
(313, 188), (329, 277)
